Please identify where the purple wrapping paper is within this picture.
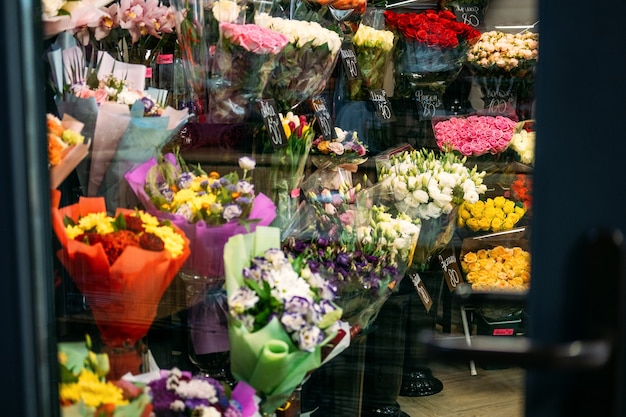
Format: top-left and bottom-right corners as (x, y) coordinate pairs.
(125, 155), (277, 277)
(189, 284), (230, 354)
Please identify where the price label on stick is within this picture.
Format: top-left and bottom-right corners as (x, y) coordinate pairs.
(369, 89), (396, 122)
(257, 99), (288, 149)
(409, 272), (434, 313)
(309, 95), (335, 141)
(339, 41), (361, 81)
(438, 248), (465, 292)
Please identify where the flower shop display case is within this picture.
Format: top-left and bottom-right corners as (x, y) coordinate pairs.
(44, 1), (541, 415)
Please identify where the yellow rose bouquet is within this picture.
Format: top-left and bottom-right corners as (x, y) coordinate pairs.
(457, 195), (526, 234)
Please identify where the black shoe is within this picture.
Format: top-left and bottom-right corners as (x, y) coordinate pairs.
(400, 368), (444, 397)
(363, 403), (411, 417)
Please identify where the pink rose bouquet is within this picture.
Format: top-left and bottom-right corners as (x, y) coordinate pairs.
(433, 115), (517, 157)
(208, 22), (289, 123)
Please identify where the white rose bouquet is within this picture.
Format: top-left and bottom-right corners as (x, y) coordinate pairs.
(509, 120), (535, 165)
(255, 13), (342, 112)
(377, 148), (487, 270)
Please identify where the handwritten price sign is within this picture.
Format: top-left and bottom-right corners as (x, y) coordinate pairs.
(257, 99), (288, 149)
(340, 41), (361, 81)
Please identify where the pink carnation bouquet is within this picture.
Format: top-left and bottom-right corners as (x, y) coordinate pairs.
(208, 22), (289, 123)
(433, 114), (517, 157)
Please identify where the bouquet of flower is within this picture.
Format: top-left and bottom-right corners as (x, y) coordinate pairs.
(47, 112), (92, 189)
(48, 38), (190, 211)
(348, 22), (395, 101)
(309, 126), (368, 189)
(224, 226), (343, 415)
(467, 30), (539, 118)
(91, 0), (176, 67)
(254, 13), (342, 112)
(461, 244), (531, 292)
(509, 120), (535, 165)
(384, 9), (481, 75)
(125, 153), (276, 359)
(282, 180), (421, 330)
(467, 30), (539, 78)
(457, 195), (526, 234)
(432, 114), (517, 157)
(58, 335), (153, 416)
(208, 22), (289, 123)
(264, 112), (316, 230)
(377, 148), (487, 271)
(50, 188), (191, 378)
(146, 368), (258, 417)
(126, 152), (276, 277)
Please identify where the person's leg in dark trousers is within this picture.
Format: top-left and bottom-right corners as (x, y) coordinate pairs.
(361, 292), (411, 417)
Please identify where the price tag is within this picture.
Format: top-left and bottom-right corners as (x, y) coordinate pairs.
(437, 248), (465, 292)
(478, 75), (518, 116)
(408, 272), (434, 313)
(156, 53), (174, 65)
(339, 41), (360, 81)
(309, 95), (335, 141)
(413, 88), (445, 120)
(369, 89), (396, 122)
(451, 3), (487, 30)
(257, 99), (288, 149)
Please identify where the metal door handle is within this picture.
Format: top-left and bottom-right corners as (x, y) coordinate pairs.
(418, 329), (612, 370)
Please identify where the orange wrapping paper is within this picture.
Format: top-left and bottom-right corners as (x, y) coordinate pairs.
(50, 189), (191, 347)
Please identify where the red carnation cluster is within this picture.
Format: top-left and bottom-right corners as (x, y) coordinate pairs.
(75, 214), (166, 265)
(384, 9), (481, 49)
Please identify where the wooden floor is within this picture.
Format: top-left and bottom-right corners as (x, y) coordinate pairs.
(397, 359), (525, 417)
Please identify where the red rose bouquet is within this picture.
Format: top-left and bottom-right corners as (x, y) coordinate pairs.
(385, 9), (481, 74)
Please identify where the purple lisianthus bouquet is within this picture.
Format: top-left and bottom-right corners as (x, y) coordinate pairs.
(281, 180), (421, 331)
(224, 227), (343, 415)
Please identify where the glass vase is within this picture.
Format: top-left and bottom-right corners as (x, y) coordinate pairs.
(179, 271), (234, 385)
(170, 0), (212, 120)
(101, 339), (147, 381)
